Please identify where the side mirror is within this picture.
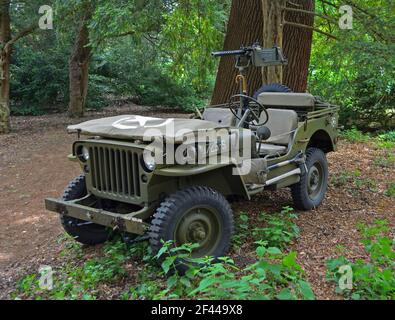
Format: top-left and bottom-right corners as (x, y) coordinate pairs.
(257, 126), (271, 141)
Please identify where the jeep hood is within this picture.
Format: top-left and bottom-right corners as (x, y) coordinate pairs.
(67, 115), (222, 143)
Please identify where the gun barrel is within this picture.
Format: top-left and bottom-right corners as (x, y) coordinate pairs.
(211, 49), (247, 57)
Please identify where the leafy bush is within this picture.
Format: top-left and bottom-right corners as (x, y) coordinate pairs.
(126, 241), (314, 300)
(232, 212), (249, 248)
(385, 183), (395, 198)
(95, 39), (207, 111)
(340, 128), (370, 143)
(252, 207), (300, 249)
(10, 38), (70, 115)
(16, 240), (130, 300)
(374, 154), (395, 169)
(327, 220), (395, 300)
(331, 170), (378, 194)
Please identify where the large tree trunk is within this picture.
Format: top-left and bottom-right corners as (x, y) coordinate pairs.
(211, 0), (314, 104)
(68, 13), (92, 118)
(0, 0), (11, 134)
(283, 0), (315, 92)
(211, 0), (264, 105)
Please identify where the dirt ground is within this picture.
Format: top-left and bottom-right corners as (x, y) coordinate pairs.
(0, 104), (394, 300)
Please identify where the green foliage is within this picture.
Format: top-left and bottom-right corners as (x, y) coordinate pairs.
(340, 128), (370, 143)
(232, 207), (299, 250)
(331, 169), (378, 194)
(15, 204), (310, 300)
(385, 182), (395, 198)
(125, 241), (314, 300)
(252, 207), (300, 249)
(310, 1), (395, 130)
(160, 0), (230, 93)
(327, 220), (395, 300)
(232, 212), (249, 248)
(375, 131), (395, 149)
(10, 35), (70, 115)
(374, 154), (395, 169)
(16, 240), (130, 300)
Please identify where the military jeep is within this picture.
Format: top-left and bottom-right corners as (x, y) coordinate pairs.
(45, 44), (339, 268)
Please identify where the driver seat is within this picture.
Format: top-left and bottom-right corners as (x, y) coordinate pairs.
(257, 108), (298, 156)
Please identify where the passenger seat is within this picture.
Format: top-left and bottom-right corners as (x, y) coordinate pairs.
(257, 108), (298, 156)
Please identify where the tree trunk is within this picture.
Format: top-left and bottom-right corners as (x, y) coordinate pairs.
(0, 0), (11, 134)
(68, 13), (92, 118)
(211, 0), (264, 105)
(261, 0), (286, 85)
(211, 0), (315, 104)
(283, 0), (315, 92)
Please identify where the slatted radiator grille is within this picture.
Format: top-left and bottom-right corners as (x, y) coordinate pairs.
(89, 146), (141, 198)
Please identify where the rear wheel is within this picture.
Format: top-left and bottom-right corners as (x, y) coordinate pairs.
(291, 148), (328, 211)
(149, 186), (234, 273)
(61, 175), (111, 245)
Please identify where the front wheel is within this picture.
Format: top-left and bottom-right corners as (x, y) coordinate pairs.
(149, 187), (234, 273)
(291, 148), (329, 211)
(61, 175), (111, 245)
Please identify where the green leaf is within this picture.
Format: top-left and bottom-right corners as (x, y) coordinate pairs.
(298, 280), (315, 300)
(267, 247), (282, 255)
(256, 246), (266, 257)
(161, 257), (176, 274)
(277, 288), (294, 300)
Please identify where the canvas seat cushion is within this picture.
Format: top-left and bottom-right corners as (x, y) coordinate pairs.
(259, 108), (298, 146)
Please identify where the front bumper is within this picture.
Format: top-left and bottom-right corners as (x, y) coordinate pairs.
(45, 197), (149, 235)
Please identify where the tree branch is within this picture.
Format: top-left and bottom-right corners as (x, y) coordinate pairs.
(284, 21), (338, 40)
(3, 23), (38, 52)
(282, 6), (337, 23)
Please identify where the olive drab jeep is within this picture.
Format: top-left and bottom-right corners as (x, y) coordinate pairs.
(45, 44), (339, 270)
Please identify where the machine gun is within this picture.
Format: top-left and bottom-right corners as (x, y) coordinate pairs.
(212, 43), (288, 69)
(211, 44), (288, 127)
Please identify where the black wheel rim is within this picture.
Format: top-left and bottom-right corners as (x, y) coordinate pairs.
(174, 205), (222, 258)
(307, 162), (324, 200)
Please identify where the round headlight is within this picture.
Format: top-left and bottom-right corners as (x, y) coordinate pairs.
(142, 154), (156, 172)
(77, 146), (90, 162)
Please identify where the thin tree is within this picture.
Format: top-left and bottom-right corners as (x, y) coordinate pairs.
(68, 4), (93, 118)
(0, 0), (38, 134)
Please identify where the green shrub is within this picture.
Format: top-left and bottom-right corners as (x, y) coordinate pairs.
(232, 212), (249, 248)
(331, 170), (378, 194)
(327, 220), (395, 300)
(126, 241), (314, 300)
(340, 128), (370, 143)
(385, 182), (395, 198)
(374, 154), (395, 168)
(252, 207), (300, 249)
(15, 240), (130, 300)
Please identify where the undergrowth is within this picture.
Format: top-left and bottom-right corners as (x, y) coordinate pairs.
(327, 220), (395, 300)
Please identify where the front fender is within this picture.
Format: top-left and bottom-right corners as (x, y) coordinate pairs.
(153, 164), (250, 200)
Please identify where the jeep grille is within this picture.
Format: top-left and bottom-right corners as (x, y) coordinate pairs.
(89, 145), (142, 199)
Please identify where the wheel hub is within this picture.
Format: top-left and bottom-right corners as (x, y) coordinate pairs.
(307, 163), (323, 199)
(174, 206), (221, 257)
(189, 222), (207, 242)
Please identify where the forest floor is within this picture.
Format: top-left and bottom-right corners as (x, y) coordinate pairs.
(0, 103), (394, 300)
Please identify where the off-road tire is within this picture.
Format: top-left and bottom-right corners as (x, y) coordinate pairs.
(291, 148), (329, 211)
(253, 83), (292, 99)
(149, 186), (234, 273)
(61, 175), (111, 245)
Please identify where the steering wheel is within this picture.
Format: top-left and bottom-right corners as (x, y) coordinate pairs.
(228, 94), (269, 127)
